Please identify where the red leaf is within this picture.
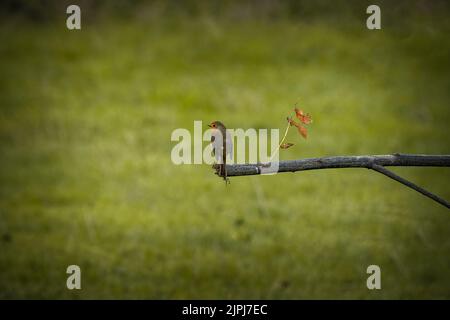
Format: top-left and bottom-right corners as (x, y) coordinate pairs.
(288, 117), (301, 128)
(294, 108), (313, 125)
(280, 143), (294, 149)
(298, 125), (308, 138)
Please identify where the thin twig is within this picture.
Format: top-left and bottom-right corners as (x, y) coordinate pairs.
(268, 119), (291, 162)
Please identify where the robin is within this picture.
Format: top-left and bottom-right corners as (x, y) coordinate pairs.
(208, 121), (233, 183)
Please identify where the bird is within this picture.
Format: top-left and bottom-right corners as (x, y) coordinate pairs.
(208, 121), (233, 183)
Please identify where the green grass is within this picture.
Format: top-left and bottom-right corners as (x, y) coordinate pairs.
(0, 12), (449, 299)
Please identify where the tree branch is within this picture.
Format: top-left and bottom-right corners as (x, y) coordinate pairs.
(215, 154), (450, 209)
(224, 154), (450, 176)
(370, 164), (450, 209)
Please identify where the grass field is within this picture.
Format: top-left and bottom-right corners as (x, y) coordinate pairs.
(0, 3), (449, 299)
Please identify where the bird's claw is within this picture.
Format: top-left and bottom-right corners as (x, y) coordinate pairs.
(212, 164), (230, 184)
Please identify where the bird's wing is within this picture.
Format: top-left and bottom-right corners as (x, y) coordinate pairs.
(211, 135), (215, 156)
(211, 131), (223, 162)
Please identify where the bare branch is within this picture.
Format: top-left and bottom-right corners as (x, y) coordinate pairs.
(224, 154), (450, 176)
(216, 154), (450, 210)
(371, 164), (450, 209)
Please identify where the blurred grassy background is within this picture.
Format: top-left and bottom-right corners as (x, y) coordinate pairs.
(0, 0), (449, 299)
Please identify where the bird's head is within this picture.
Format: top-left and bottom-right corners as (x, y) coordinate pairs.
(208, 121), (225, 130)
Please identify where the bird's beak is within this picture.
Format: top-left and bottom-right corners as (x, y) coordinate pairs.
(207, 124), (212, 128)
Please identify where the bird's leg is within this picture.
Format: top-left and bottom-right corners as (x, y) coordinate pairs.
(212, 161), (230, 184)
(219, 164), (226, 178)
(223, 164), (230, 185)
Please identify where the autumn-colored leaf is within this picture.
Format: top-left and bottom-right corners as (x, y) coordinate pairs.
(288, 117), (300, 128)
(298, 125), (308, 138)
(280, 143), (294, 149)
(294, 108), (313, 125)
(287, 115), (309, 138)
